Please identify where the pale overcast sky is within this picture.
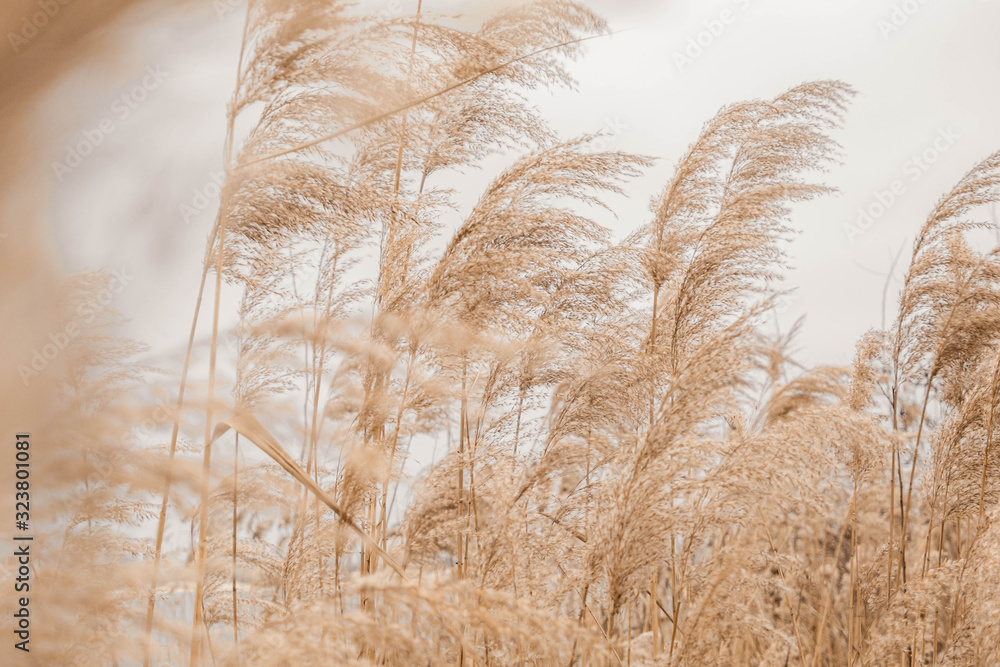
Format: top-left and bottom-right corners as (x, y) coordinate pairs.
(41, 0), (1000, 370)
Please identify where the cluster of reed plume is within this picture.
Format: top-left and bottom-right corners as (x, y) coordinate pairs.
(4, 1), (1000, 665)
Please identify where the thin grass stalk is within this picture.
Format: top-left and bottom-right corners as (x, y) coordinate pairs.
(650, 569), (660, 657)
(898, 379), (934, 586)
(979, 350), (1000, 522)
(812, 491), (855, 667)
(142, 240), (212, 666)
(366, 5), (422, 591)
(304, 243), (342, 603)
(848, 479), (858, 666)
(760, 513), (809, 667)
(190, 4), (251, 660)
(889, 383), (900, 603)
(379, 347), (415, 549)
(921, 440), (954, 585)
(458, 359), (468, 579)
(232, 432), (239, 663)
(584, 601), (623, 667)
(512, 389), (525, 477)
(189, 183), (229, 664)
(668, 538), (679, 664)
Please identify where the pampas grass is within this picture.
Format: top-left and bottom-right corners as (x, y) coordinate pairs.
(8, 2), (1000, 666)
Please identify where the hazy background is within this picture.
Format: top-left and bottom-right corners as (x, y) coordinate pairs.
(38, 0), (1000, 377)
